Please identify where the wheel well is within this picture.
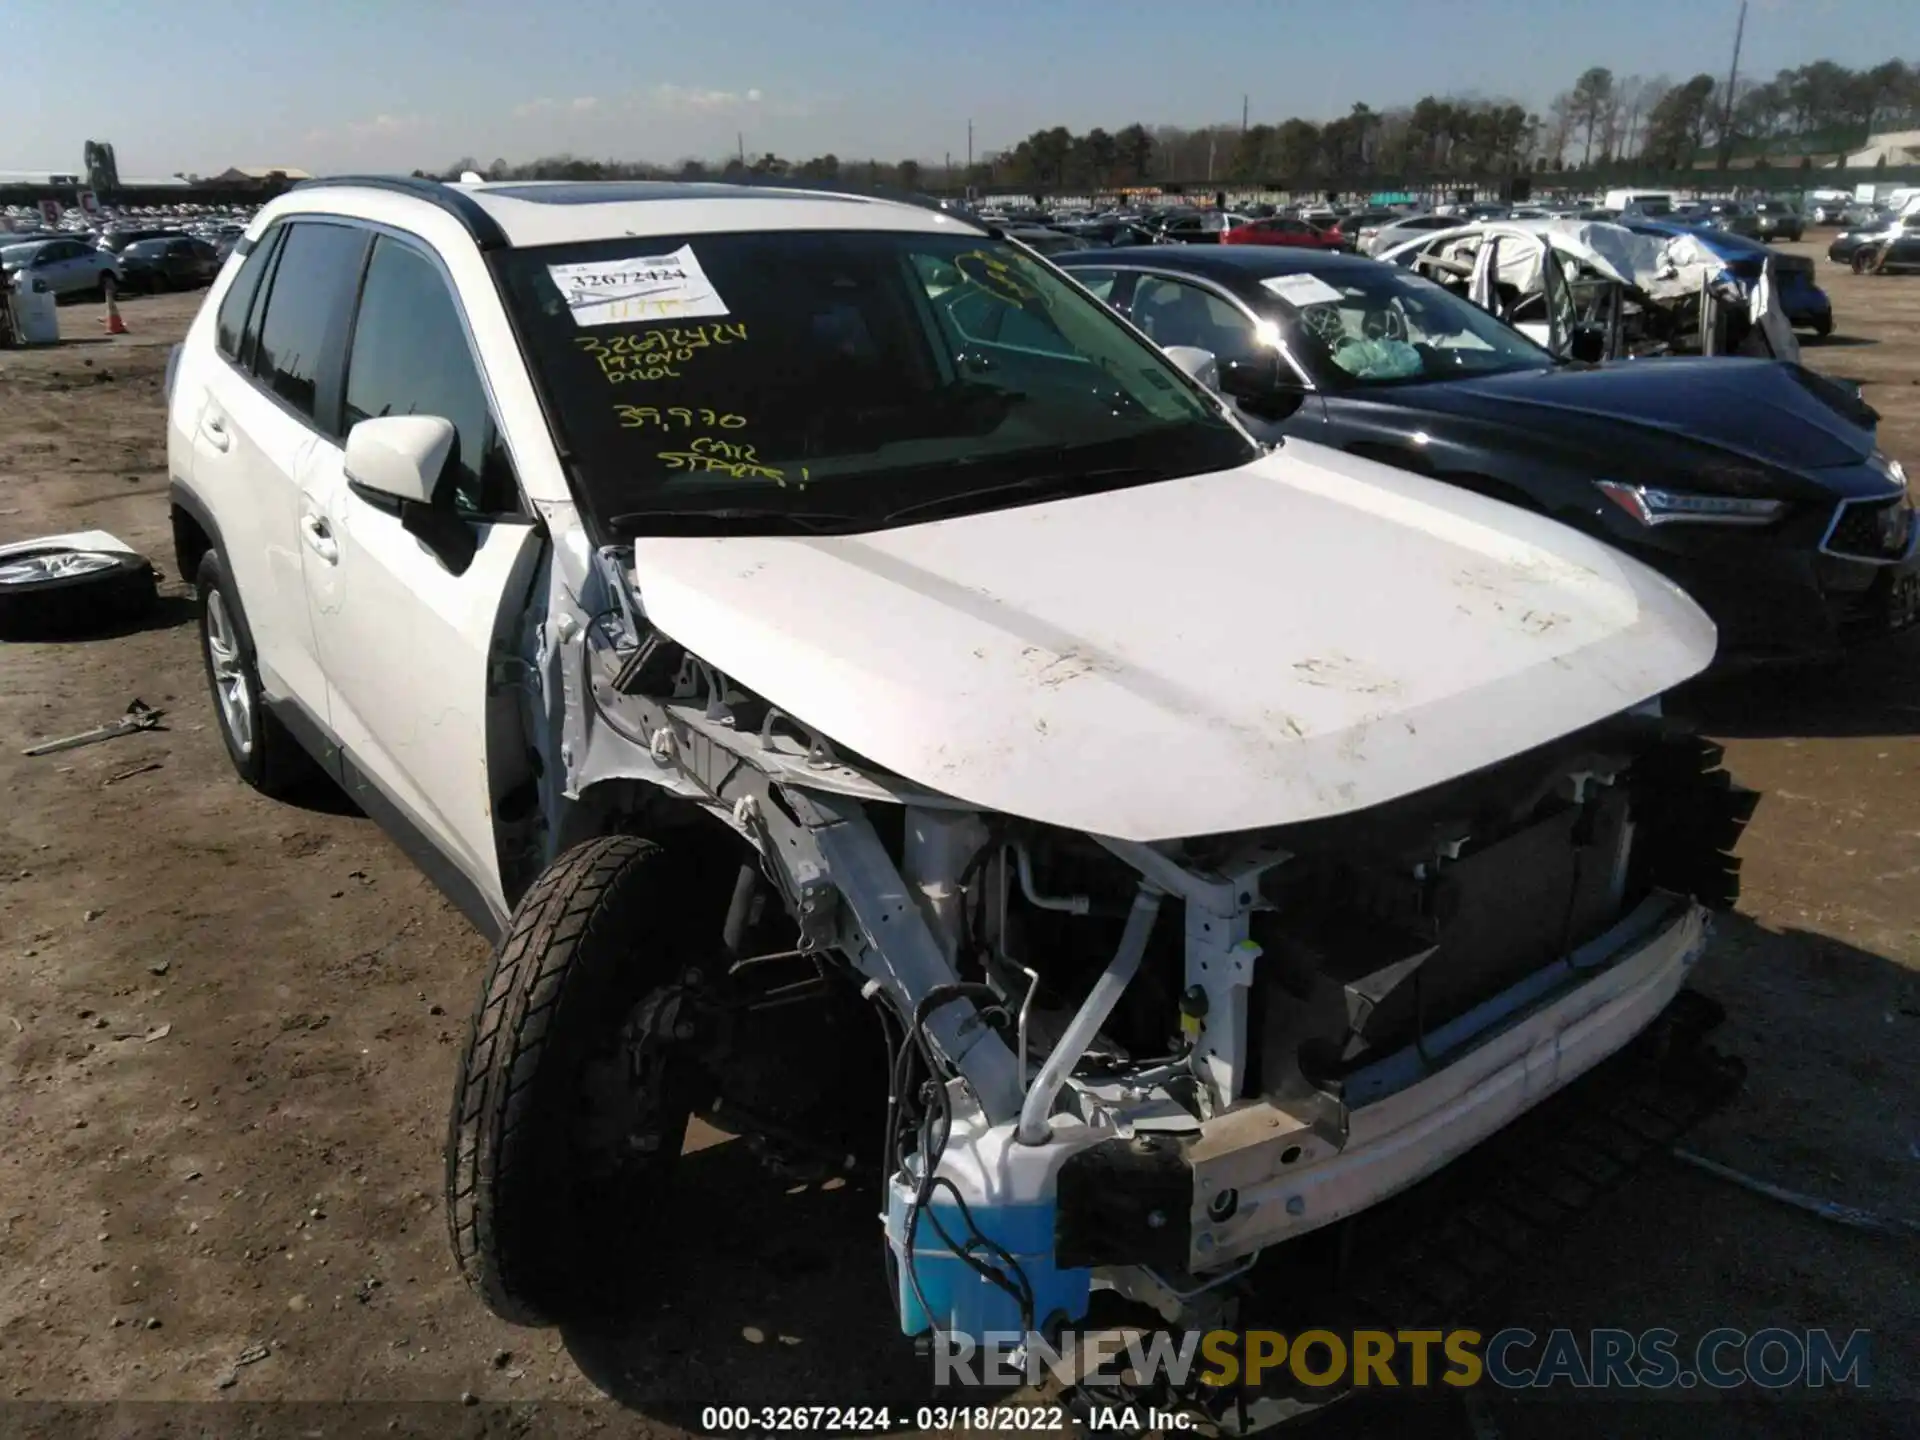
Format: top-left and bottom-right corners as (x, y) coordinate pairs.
(170, 503), (213, 587)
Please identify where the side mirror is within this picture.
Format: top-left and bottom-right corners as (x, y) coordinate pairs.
(1163, 345), (1221, 392)
(1219, 350), (1283, 400)
(344, 415), (455, 505)
(1567, 326), (1607, 364)
(344, 415), (477, 575)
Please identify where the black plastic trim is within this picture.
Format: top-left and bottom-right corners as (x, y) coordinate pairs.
(263, 687), (344, 783)
(331, 739), (509, 943)
(292, 175), (511, 251)
(167, 479), (224, 584)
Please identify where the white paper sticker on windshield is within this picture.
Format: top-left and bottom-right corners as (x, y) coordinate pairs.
(1260, 273), (1347, 308)
(547, 245), (729, 327)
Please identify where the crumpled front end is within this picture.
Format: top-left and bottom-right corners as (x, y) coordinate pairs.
(878, 724), (1754, 1342)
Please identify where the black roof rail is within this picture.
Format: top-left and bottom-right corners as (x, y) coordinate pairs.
(708, 171), (991, 230)
(290, 174), (510, 250)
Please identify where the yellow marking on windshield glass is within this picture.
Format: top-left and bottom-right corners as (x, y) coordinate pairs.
(616, 406), (749, 430)
(954, 249), (1041, 305)
(575, 322), (750, 384)
(656, 434), (809, 487)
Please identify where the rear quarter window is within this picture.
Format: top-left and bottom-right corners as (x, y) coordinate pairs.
(216, 225), (279, 361)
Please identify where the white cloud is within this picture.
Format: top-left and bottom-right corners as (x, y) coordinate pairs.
(304, 113), (432, 146)
(644, 84), (764, 114)
(515, 95), (600, 118)
(344, 113), (431, 140)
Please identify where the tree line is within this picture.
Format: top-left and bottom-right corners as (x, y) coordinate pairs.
(433, 57), (1917, 191)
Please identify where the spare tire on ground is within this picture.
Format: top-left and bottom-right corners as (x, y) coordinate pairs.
(0, 531), (158, 638)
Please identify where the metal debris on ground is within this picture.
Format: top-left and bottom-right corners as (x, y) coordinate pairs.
(234, 1342), (271, 1366)
(23, 699), (165, 756)
(1669, 1147), (1920, 1239)
(104, 761), (163, 785)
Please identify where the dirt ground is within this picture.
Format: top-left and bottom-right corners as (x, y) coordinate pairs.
(2, 248), (1917, 1438)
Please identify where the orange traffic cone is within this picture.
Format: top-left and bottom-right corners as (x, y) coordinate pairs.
(101, 281), (128, 336)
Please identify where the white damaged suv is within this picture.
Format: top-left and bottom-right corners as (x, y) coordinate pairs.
(165, 178), (1751, 1384)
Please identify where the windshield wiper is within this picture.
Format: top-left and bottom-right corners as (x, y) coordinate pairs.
(880, 465), (1165, 525)
(608, 506), (866, 536)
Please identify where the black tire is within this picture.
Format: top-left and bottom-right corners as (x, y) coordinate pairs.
(1852, 249), (1878, 275)
(446, 836), (722, 1327)
(193, 548), (317, 796)
(1813, 314), (1834, 338)
(0, 544), (156, 638)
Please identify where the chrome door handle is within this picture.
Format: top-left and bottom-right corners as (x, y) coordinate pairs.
(201, 415), (230, 453)
(300, 513), (338, 564)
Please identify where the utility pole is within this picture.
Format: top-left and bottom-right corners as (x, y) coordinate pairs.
(1242, 94), (1249, 132)
(966, 118), (975, 200)
(1718, 0), (1747, 170)
(737, 132), (745, 165)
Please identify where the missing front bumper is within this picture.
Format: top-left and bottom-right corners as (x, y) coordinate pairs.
(1057, 893), (1710, 1273)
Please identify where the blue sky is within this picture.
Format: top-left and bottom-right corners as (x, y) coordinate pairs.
(2, 0), (1911, 177)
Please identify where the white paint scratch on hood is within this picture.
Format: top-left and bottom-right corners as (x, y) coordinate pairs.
(628, 441), (1716, 841)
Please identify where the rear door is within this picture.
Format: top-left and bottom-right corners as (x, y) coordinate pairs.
(190, 219), (369, 726)
(39, 241), (88, 294)
(298, 232), (543, 924)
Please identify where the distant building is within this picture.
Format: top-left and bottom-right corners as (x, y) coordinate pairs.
(209, 166), (314, 186)
(1845, 130), (1920, 168)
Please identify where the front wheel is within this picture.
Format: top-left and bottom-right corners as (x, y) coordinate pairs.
(445, 836), (723, 1326)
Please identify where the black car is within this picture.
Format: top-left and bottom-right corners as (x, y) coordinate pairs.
(1054, 218), (1158, 248)
(1830, 215), (1920, 273)
(116, 235), (221, 292)
(1055, 245), (1917, 666)
(96, 226), (189, 255)
(1826, 212), (1906, 264)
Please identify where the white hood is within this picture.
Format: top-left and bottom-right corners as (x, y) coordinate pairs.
(628, 441), (1715, 841)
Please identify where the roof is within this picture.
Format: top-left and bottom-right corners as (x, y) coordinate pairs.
(216, 166), (314, 182)
(286, 176), (976, 249)
(1055, 244), (1384, 283)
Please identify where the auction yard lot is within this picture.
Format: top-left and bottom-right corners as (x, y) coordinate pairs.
(2, 243), (1916, 1438)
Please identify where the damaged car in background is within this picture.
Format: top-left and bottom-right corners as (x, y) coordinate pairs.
(165, 178), (1758, 1427)
(1375, 217), (1809, 361)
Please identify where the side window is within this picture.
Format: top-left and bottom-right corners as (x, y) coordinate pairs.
(216, 226), (277, 361)
(1131, 277), (1258, 362)
(251, 221), (369, 431)
(343, 236), (520, 515)
(1067, 269), (1119, 304)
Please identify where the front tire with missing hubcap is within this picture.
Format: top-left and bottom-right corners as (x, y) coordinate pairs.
(445, 835), (725, 1326)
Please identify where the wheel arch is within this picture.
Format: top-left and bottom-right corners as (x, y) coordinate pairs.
(168, 480), (222, 596)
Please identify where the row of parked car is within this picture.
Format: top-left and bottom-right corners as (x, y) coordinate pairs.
(0, 208), (257, 299)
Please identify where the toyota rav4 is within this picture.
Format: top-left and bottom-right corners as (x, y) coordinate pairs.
(164, 177), (1752, 1402)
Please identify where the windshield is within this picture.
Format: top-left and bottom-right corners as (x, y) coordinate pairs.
(1264, 265), (1554, 387)
(497, 229), (1252, 535)
(0, 244), (38, 265)
(125, 240), (170, 257)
